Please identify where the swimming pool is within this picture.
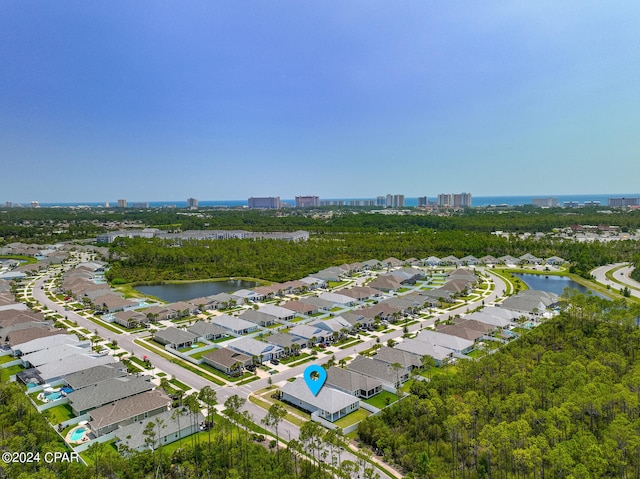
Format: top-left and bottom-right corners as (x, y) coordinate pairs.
(45, 391), (62, 401)
(69, 427), (88, 442)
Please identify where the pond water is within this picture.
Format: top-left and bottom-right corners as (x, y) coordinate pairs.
(514, 274), (606, 298)
(135, 279), (257, 303)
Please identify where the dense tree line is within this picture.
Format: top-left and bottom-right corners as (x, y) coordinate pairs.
(357, 294), (640, 478)
(3, 206), (640, 245)
(105, 232), (640, 284)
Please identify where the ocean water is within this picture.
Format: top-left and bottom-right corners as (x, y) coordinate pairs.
(29, 193), (640, 209)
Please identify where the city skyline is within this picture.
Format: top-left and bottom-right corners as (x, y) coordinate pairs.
(2, 2), (640, 202)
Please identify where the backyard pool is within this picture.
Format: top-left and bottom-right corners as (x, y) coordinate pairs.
(69, 426), (88, 443)
(44, 391), (62, 401)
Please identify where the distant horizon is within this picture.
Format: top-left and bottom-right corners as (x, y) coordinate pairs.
(6, 192), (640, 208)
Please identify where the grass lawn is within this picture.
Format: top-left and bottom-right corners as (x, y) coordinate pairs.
(289, 316), (306, 322)
(0, 355), (16, 365)
(2, 364), (25, 377)
(287, 356), (315, 368)
(363, 390), (399, 409)
(170, 378), (191, 391)
(281, 353), (310, 365)
(339, 339), (364, 350)
(483, 340), (503, 350)
(43, 404), (75, 425)
(333, 409), (371, 429)
(189, 348), (216, 360)
(129, 355), (152, 369)
(467, 349), (486, 359)
(197, 362), (252, 383)
(237, 376), (260, 386)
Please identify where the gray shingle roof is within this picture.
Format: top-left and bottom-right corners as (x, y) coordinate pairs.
(89, 389), (171, 431)
(67, 376), (154, 413)
(153, 327), (198, 346)
(63, 362), (128, 390)
(326, 366), (382, 394)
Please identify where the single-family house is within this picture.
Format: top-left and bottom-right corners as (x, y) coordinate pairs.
(280, 378), (360, 422)
(153, 327), (199, 350)
(264, 332), (308, 352)
(281, 300), (318, 316)
(115, 408), (204, 452)
(63, 362), (128, 391)
(373, 346), (422, 370)
(89, 389), (171, 436)
(67, 375), (154, 415)
(186, 321), (227, 341)
(326, 366), (382, 399)
(210, 314), (258, 335)
(114, 310), (148, 329)
(239, 309), (277, 327)
(414, 329), (474, 355)
(202, 347), (252, 375)
(347, 356), (409, 389)
(227, 337), (283, 362)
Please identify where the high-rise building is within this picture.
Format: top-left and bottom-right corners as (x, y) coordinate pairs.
(295, 196), (319, 208)
(532, 198), (558, 208)
(117, 199), (127, 208)
(31, 201), (39, 208)
(4, 202), (12, 208)
(384, 194), (405, 208)
(104, 201), (109, 208)
(248, 197), (281, 209)
(320, 200), (346, 206)
(376, 196), (386, 207)
(438, 193), (472, 208)
(130, 202), (150, 208)
(608, 197), (639, 207)
(418, 196), (428, 207)
(187, 198), (199, 209)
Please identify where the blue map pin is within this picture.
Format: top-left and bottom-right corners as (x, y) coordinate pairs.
(303, 365), (327, 396)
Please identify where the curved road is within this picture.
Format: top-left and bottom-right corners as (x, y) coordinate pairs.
(591, 263), (640, 299)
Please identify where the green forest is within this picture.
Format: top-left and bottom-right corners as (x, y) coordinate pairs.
(105, 232), (640, 284)
(2, 205), (640, 244)
(357, 294), (640, 478)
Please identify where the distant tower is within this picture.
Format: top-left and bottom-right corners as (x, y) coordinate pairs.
(418, 196), (428, 207)
(104, 201), (110, 208)
(295, 196), (319, 208)
(187, 197), (199, 210)
(31, 201), (40, 208)
(117, 199), (127, 208)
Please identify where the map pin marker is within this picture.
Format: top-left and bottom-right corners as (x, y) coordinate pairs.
(303, 364), (327, 396)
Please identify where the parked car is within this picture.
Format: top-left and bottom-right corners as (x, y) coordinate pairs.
(270, 358), (280, 366)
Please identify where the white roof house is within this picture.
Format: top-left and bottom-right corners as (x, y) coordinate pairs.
(21, 342), (92, 367)
(414, 329), (474, 354)
(317, 292), (355, 307)
(227, 337), (283, 361)
(37, 354), (115, 384)
(280, 377), (360, 422)
(211, 314), (258, 334)
(11, 333), (80, 356)
(257, 304), (296, 320)
(395, 339), (452, 364)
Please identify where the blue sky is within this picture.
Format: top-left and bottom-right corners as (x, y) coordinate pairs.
(2, 2), (640, 203)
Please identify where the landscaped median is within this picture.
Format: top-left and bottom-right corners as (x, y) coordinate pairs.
(133, 337), (225, 386)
